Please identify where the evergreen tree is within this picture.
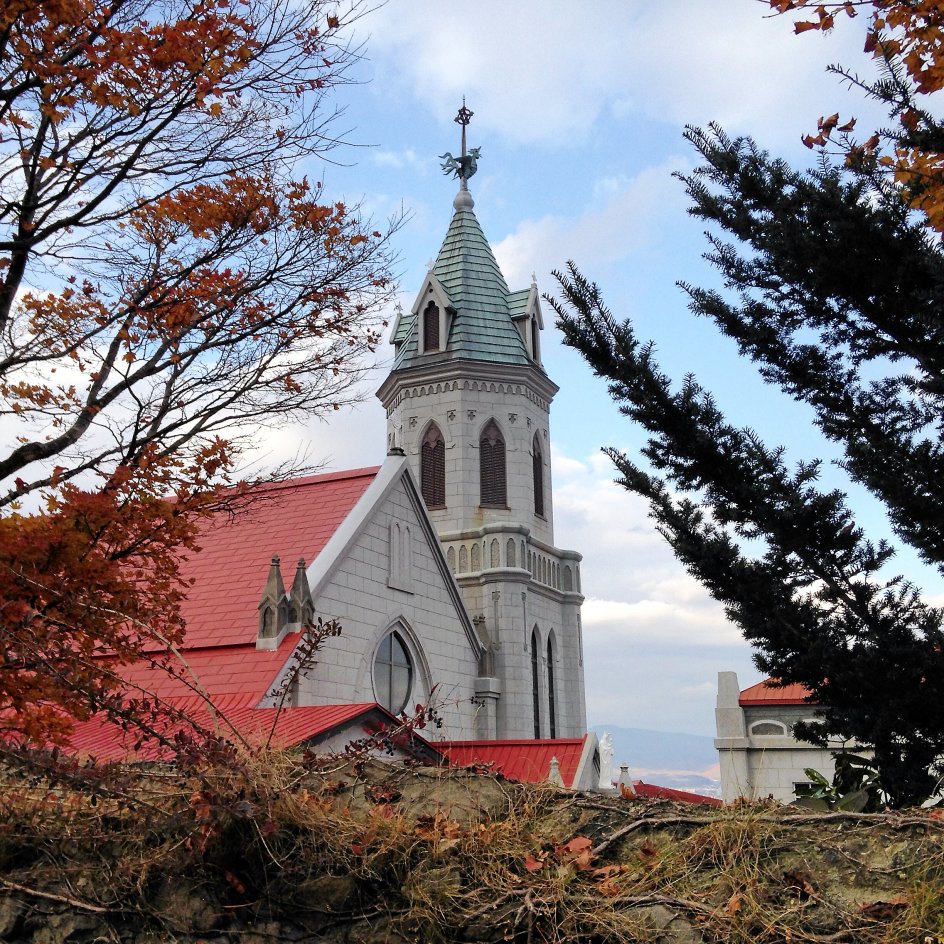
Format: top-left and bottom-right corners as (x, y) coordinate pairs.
(549, 19), (944, 803)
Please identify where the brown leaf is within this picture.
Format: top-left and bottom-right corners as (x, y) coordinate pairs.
(524, 852), (545, 873)
(559, 836), (595, 870)
(783, 868), (817, 899)
(639, 839), (658, 860)
(726, 891), (743, 916)
(859, 897), (909, 921)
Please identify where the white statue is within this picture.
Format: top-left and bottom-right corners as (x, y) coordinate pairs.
(598, 731), (614, 790)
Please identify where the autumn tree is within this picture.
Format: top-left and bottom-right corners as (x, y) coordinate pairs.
(773, 2), (944, 230)
(550, 2), (944, 805)
(0, 0), (396, 746)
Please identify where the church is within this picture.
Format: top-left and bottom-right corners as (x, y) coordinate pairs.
(69, 110), (601, 791)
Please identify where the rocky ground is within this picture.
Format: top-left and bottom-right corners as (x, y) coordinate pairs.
(0, 756), (942, 943)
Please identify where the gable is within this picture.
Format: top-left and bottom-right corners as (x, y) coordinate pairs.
(303, 457), (480, 658)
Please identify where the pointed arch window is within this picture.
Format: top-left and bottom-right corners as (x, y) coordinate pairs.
(374, 630), (414, 715)
(420, 423), (446, 508)
(423, 301), (440, 353)
(532, 434), (544, 517)
(531, 628), (541, 739)
(480, 421), (507, 506)
(547, 636), (557, 739)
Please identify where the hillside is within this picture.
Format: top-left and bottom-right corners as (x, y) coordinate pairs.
(592, 724), (721, 794)
(1, 756), (943, 943)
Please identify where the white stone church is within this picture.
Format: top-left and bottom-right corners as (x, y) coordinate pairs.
(70, 123), (600, 790)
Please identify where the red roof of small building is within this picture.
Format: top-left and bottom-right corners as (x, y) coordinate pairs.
(437, 737), (589, 788)
(180, 467), (378, 649)
(739, 679), (814, 706)
(632, 781), (722, 806)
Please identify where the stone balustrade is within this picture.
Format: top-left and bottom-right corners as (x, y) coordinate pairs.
(440, 525), (581, 593)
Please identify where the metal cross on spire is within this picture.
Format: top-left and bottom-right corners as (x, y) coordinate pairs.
(455, 97), (473, 159)
(440, 98), (481, 187)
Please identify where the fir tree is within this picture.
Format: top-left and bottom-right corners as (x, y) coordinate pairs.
(549, 127), (944, 807)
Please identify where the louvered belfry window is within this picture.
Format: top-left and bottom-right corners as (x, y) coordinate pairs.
(532, 434), (544, 517)
(479, 421), (507, 506)
(423, 301), (440, 352)
(420, 424), (445, 508)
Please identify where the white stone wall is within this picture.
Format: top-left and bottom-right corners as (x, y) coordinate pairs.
(394, 373), (556, 547)
(454, 563), (586, 740)
(715, 671), (843, 804)
(284, 473), (481, 741)
(378, 360), (588, 743)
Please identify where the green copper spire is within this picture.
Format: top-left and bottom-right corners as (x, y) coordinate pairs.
(390, 104), (537, 370)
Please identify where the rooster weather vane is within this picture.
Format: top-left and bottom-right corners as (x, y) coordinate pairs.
(440, 99), (481, 183)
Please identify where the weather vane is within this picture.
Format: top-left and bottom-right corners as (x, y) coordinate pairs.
(440, 97), (481, 185)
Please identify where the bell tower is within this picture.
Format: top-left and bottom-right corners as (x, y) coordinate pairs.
(377, 105), (586, 740)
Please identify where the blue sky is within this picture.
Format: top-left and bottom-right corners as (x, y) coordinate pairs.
(256, 0), (944, 741)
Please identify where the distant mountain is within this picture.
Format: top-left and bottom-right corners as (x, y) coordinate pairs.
(590, 724), (720, 796)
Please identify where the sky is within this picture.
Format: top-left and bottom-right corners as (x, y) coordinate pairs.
(249, 0), (944, 739)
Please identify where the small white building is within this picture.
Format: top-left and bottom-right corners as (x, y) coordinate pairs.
(715, 671), (845, 803)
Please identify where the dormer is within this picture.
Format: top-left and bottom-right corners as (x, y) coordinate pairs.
(288, 557), (314, 630)
(508, 281), (544, 365)
(257, 554), (287, 647)
(409, 272), (455, 355)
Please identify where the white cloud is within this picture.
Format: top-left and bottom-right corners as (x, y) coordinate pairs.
(361, 0), (884, 148)
(551, 449), (765, 732)
(372, 147), (427, 171)
(492, 158), (689, 288)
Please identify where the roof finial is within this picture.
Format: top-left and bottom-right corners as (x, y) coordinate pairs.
(456, 97), (472, 162)
(440, 98), (480, 209)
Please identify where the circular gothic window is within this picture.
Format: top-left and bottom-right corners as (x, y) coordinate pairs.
(374, 631), (413, 715)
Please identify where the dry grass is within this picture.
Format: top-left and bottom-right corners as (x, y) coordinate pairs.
(0, 753), (943, 943)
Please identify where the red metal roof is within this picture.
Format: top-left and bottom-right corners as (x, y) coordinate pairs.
(179, 467), (378, 649)
(739, 679), (815, 706)
(116, 640), (299, 701)
(437, 737), (589, 788)
(50, 469), (383, 760)
(66, 699), (382, 761)
(632, 781), (722, 806)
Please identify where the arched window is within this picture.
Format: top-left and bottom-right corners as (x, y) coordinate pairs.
(531, 317), (540, 362)
(374, 630), (413, 715)
(423, 301), (440, 352)
(420, 423), (445, 508)
(490, 539), (500, 568)
(459, 545), (468, 572)
(750, 720), (787, 736)
(547, 636), (557, 739)
(480, 421), (507, 506)
(471, 543), (480, 571)
(446, 546), (456, 573)
(506, 539), (516, 568)
(531, 627), (541, 739)
(532, 434), (544, 517)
